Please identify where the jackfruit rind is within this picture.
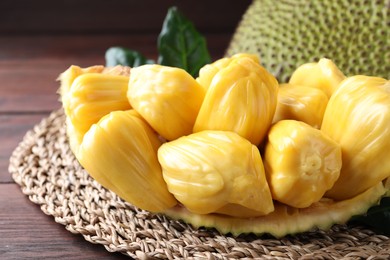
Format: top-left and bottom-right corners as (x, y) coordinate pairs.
(226, 0), (389, 82)
(164, 181), (387, 238)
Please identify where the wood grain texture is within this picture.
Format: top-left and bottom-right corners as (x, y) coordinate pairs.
(0, 67), (61, 112)
(0, 184), (129, 259)
(0, 114), (49, 183)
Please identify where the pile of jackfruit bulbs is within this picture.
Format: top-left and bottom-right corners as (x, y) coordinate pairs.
(60, 53), (390, 236)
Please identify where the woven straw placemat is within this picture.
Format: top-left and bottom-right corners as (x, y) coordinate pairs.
(9, 109), (390, 259)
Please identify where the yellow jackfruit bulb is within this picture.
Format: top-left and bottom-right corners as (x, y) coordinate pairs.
(289, 58), (346, 98)
(194, 57), (278, 145)
(78, 110), (177, 212)
(127, 64), (205, 141)
(58, 65), (105, 102)
(273, 84), (329, 128)
(321, 76), (390, 200)
(196, 53), (260, 91)
(65, 117), (83, 155)
(63, 73), (131, 155)
(59, 65), (130, 104)
(158, 130), (274, 218)
(265, 120), (342, 208)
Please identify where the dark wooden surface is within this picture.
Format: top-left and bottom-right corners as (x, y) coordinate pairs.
(0, 1), (251, 258)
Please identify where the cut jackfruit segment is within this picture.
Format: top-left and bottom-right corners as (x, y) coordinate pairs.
(196, 53), (260, 91)
(265, 120), (342, 208)
(65, 117), (83, 156)
(322, 76), (390, 200)
(164, 181), (387, 238)
(60, 65), (132, 155)
(63, 73), (131, 155)
(158, 130), (274, 217)
(193, 57), (278, 145)
(226, 0), (389, 82)
(272, 84), (328, 128)
(289, 58), (346, 97)
(57, 65), (105, 102)
(78, 110), (177, 212)
(58, 65), (130, 101)
(128, 64), (205, 141)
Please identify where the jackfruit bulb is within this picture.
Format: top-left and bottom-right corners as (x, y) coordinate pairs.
(226, 0), (389, 82)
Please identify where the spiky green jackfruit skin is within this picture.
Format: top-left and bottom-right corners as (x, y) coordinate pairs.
(226, 0), (389, 83)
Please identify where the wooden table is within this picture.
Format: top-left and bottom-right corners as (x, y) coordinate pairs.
(0, 1), (251, 258)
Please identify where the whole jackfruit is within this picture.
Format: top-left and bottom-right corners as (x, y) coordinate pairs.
(226, 0), (389, 82)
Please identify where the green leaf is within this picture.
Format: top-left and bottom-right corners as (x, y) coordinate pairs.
(105, 47), (154, 67)
(349, 196), (390, 235)
(157, 6), (211, 77)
